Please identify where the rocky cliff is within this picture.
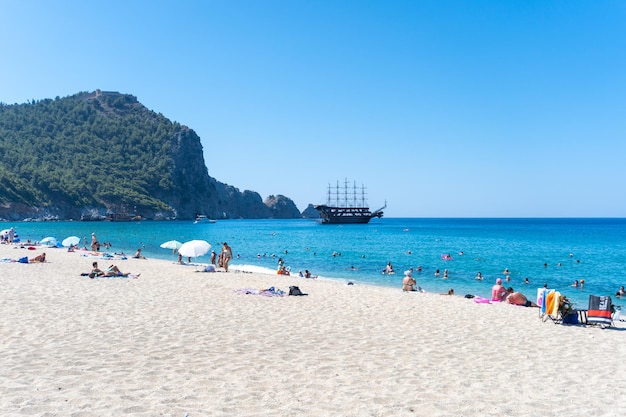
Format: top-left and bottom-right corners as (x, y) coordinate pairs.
(0, 91), (301, 220)
(301, 204), (321, 219)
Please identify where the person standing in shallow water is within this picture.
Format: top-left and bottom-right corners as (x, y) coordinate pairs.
(91, 233), (98, 251)
(222, 242), (233, 272)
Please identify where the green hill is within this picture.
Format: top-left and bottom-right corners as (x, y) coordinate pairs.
(0, 90), (300, 220)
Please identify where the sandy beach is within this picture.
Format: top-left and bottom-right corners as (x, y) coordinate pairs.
(1, 244), (625, 417)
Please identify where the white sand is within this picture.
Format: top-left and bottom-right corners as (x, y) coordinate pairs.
(1, 244), (625, 417)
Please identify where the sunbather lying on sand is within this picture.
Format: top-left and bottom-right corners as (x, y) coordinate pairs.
(505, 288), (538, 307)
(29, 253), (46, 263)
(89, 261), (139, 278)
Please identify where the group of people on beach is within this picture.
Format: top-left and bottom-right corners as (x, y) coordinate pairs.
(89, 261), (132, 278)
(1, 227), (16, 244)
(491, 277), (538, 307)
(179, 242), (233, 272)
(88, 233), (111, 252)
(401, 268), (539, 307)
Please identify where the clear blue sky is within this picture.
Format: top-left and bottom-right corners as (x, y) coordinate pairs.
(2, 1), (625, 217)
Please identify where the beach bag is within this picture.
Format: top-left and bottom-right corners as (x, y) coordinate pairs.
(562, 312), (579, 325)
(289, 286), (305, 296)
(18, 256), (28, 264)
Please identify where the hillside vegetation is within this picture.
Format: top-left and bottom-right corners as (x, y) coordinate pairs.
(0, 91), (301, 220)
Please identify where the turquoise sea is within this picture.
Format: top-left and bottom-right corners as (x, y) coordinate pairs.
(6, 218), (626, 309)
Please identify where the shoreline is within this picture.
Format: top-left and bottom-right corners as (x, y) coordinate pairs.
(5, 218), (625, 309)
(1, 243), (625, 416)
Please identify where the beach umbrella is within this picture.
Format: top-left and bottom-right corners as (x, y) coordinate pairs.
(40, 236), (57, 246)
(178, 240), (211, 258)
(62, 236), (80, 247)
(160, 240), (182, 251)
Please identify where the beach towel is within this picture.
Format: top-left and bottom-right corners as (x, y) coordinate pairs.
(235, 287), (286, 297)
(537, 288), (553, 316)
(88, 273), (139, 279)
(546, 291), (561, 316)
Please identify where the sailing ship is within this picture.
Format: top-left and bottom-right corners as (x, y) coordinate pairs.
(314, 180), (386, 224)
(105, 212), (143, 221)
(103, 205), (142, 222)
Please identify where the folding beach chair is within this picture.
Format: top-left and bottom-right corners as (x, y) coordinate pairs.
(541, 290), (563, 324)
(587, 295), (613, 328)
(540, 290), (578, 325)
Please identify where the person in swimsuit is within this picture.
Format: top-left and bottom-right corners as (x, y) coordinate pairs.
(90, 233), (99, 251)
(29, 252), (46, 263)
(402, 269), (418, 291)
(222, 242), (233, 272)
(491, 278), (508, 301)
(89, 261), (131, 278)
(90, 261), (105, 278)
(106, 264), (127, 276)
(505, 289), (538, 307)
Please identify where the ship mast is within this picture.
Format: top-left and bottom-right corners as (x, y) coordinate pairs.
(325, 179), (370, 208)
(327, 183), (332, 205)
(361, 183), (366, 208)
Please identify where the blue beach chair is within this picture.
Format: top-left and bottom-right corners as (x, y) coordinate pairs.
(587, 295), (613, 328)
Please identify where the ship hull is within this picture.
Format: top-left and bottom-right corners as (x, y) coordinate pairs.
(314, 205), (382, 224)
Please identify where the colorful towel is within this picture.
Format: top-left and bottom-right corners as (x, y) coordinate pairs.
(235, 287), (286, 297)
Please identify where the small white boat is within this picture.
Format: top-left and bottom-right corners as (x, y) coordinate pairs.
(194, 215), (216, 224)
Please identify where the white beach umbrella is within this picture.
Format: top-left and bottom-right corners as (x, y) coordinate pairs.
(62, 236), (80, 247)
(178, 240), (211, 258)
(160, 240), (183, 251)
(40, 236), (57, 246)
